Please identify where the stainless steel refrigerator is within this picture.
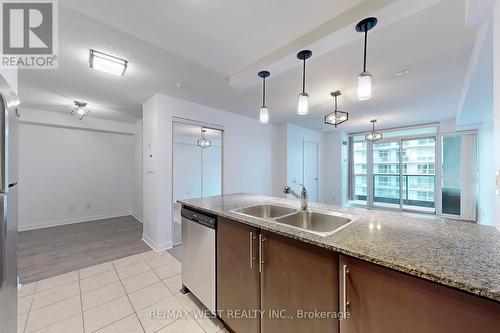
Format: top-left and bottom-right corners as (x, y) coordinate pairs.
(0, 75), (19, 333)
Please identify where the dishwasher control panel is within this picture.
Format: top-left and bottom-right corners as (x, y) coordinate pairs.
(181, 207), (216, 229)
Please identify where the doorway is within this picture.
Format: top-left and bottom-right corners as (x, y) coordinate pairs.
(172, 121), (223, 245)
(373, 137), (436, 213)
(351, 136), (436, 214)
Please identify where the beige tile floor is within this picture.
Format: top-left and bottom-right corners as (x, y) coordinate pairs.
(17, 250), (229, 333)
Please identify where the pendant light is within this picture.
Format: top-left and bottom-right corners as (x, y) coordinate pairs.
(258, 70), (271, 124)
(324, 90), (348, 128)
(356, 17), (377, 101)
(365, 119), (383, 142)
(297, 50), (312, 115)
(197, 128), (211, 148)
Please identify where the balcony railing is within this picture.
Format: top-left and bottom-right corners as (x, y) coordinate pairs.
(353, 174), (435, 208)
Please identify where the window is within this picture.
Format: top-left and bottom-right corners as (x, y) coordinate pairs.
(350, 127), (478, 219)
(352, 141), (367, 202)
(378, 150), (388, 161)
(417, 163), (434, 175)
(349, 126), (438, 213)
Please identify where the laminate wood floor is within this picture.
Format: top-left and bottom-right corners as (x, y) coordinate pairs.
(18, 216), (151, 284)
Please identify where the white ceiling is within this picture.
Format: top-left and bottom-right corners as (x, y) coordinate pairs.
(59, 0), (362, 76)
(19, 0), (479, 132)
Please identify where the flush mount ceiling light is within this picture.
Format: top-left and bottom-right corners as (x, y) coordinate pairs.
(324, 90), (348, 128)
(395, 69), (411, 76)
(365, 119), (383, 142)
(258, 70), (271, 124)
(297, 50), (312, 115)
(89, 49), (128, 76)
(71, 101), (89, 120)
(356, 17), (377, 101)
(197, 128), (211, 148)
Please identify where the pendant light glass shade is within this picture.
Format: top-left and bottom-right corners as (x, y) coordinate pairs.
(259, 106), (269, 124)
(296, 50), (312, 115)
(197, 129), (211, 148)
(324, 91), (348, 127)
(365, 119), (383, 142)
(358, 71), (372, 101)
(297, 92), (309, 115)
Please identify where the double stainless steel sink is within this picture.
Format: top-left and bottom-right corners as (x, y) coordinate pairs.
(233, 204), (357, 237)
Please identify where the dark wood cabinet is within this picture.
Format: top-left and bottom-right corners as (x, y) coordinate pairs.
(339, 255), (500, 333)
(260, 231), (339, 333)
(217, 217), (500, 333)
(217, 218), (261, 333)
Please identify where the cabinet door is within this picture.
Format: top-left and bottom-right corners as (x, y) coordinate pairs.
(340, 255), (500, 333)
(261, 231), (339, 333)
(217, 218), (260, 333)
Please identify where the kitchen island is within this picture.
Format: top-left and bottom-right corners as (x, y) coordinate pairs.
(179, 193), (500, 333)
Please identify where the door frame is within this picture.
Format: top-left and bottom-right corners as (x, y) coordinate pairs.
(171, 117), (224, 246)
(302, 139), (319, 202)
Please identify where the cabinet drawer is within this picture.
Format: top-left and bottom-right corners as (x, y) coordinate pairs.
(340, 255), (500, 333)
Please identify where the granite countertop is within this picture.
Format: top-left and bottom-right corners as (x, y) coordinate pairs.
(178, 193), (500, 303)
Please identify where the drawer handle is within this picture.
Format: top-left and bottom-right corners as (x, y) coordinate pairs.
(259, 234), (265, 273)
(341, 264), (349, 319)
(249, 232), (256, 269)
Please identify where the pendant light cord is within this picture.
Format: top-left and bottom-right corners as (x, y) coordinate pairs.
(363, 29), (368, 72)
(302, 58), (306, 93)
(262, 77), (266, 107)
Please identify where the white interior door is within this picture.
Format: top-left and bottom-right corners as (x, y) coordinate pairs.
(303, 140), (319, 202)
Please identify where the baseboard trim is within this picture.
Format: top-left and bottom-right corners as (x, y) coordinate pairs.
(131, 214), (143, 223)
(18, 212), (134, 231)
(142, 233), (173, 252)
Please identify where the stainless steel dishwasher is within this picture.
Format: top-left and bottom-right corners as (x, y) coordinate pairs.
(181, 207), (216, 313)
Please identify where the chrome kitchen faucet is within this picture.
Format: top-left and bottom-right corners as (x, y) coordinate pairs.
(284, 183), (308, 211)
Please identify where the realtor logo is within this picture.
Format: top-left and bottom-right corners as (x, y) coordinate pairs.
(0, 0), (58, 68)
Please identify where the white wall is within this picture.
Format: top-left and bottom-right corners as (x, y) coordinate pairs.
(18, 109), (138, 230)
(286, 124), (325, 203)
(142, 94), (274, 250)
(271, 124), (287, 197)
(133, 120), (143, 221)
(477, 120), (495, 226)
(494, 0), (500, 230)
(324, 130), (349, 206)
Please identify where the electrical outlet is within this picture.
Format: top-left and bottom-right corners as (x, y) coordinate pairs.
(86, 203), (91, 210)
(69, 205), (75, 212)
